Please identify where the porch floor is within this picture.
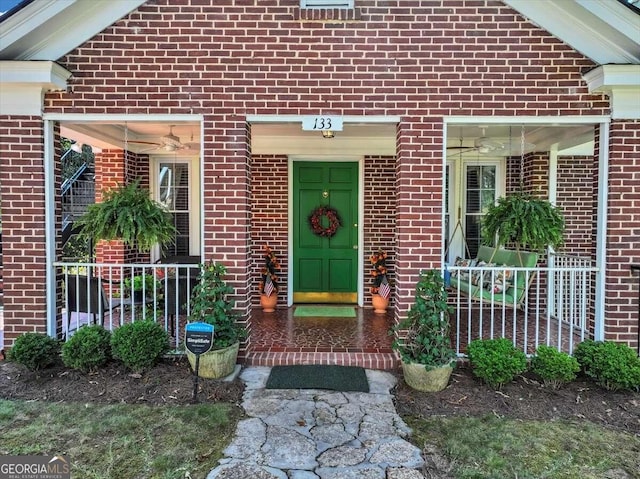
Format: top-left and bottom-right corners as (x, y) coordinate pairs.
(246, 305), (399, 371)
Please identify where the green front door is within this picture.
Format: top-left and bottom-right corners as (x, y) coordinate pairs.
(293, 162), (358, 303)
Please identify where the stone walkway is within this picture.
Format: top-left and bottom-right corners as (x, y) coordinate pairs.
(207, 366), (427, 479)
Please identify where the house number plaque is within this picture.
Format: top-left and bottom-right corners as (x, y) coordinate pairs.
(301, 116), (344, 131)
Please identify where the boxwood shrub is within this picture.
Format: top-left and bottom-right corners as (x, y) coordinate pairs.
(111, 320), (169, 372)
(467, 338), (527, 389)
(530, 345), (579, 389)
(61, 325), (111, 372)
(574, 340), (640, 391)
(8, 333), (60, 371)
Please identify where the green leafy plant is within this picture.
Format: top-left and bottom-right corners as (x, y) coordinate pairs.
(574, 340), (640, 391)
(75, 179), (176, 253)
(8, 333), (60, 371)
(110, 321), (169, 372)
(390, 269), (456, 370)
(124, 274), (158, 295)
(61, 325), (111, 372)
(530, 345), (579, 389)
(467, 338), (527, 389)
(574, 339), (600, 374)
(482, 192), (565, 255)
(190, 261), (247, 350)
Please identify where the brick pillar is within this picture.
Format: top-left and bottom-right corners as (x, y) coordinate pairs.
(94, 149), (126, 266)
(604, 120), (640, 350)
(395, 119), (443, 320)
(0, 117), (47, 346)
(202, 115), (251, 359)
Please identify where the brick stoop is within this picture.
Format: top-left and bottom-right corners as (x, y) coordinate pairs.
(244, 350), (400, 371)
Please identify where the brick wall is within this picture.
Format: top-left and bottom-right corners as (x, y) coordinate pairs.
(556, 156), (595, 256)
(0, 117), (48, 345)
(3, 0), (637, 346)
(604, 121), (640, 349)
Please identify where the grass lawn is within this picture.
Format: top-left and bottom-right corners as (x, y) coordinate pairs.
(406, 415), (640, 479)
(0, 399), (242, 479)
(2, 398), (638, 478)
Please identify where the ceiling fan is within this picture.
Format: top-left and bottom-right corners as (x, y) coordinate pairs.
(128, 126), (199, 152)
(447, 126), (535, 157)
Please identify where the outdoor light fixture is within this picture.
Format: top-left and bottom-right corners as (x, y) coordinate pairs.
(322, 130), (334, 139)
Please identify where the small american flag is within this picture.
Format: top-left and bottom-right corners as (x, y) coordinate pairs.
(378, 276), (391, 299)
(263, 275), (275, 297)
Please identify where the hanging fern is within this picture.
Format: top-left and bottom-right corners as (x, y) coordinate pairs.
(481, 193), (565, 253)
(76, 179), (176, 253)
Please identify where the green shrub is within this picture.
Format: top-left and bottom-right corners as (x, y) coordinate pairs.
(575, 340), (640, 391)
(530, 345), (579, 389)
(61, 325), (111, 372)
(8, 333), (60, 371)
(111, 321), (169, 372)
(574, 339), (600, 374)
(467, 338), (527, 389)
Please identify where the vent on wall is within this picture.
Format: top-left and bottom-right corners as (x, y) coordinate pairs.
(300, 0), (354, 8)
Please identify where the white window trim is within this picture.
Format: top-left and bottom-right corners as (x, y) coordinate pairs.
(445, 157), (505, 263)
(150, 155), (201, 262)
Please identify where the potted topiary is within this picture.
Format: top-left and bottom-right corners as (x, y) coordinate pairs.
(75, 178), (176, 253)
(186, 261), (247, 378)
(258, 245), (280, 312)
(390, 269), (456, 392)
(482, 192), (565, 264)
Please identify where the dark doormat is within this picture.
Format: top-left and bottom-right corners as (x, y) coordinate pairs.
(265, 365), (369, 392)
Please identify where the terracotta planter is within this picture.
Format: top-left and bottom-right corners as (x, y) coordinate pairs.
(260, 293), (278, 312)
(186, 342), (239, 379)
(401, 361), (453, 392)
(371, 294), (389, 314)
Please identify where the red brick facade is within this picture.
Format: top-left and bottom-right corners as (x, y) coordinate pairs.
(0, 117), (48, 344)
(1, 0), (639, 350)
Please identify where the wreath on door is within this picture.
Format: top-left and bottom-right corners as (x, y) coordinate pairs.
(309, 206), (341, 237)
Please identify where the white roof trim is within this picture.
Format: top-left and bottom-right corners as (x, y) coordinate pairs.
(503, 0), (640, 64)
(0, 60), (72, 115)
(583, 65), (640, 119)
(0, 0), (146, 60)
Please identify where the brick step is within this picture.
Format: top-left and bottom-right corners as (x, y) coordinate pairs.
(244, 350), (400, 371)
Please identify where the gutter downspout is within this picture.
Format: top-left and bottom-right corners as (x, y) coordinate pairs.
(44, 119), (57, 337)
(594, 121), (610, 341)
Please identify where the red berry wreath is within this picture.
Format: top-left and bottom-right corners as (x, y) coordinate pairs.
(308, 206), (341, 238)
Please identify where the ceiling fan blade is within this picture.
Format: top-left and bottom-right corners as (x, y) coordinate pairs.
(128, 140), (161, 145)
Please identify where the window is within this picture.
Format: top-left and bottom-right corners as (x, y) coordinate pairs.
(445, 159), (504, 263)
(152, 158), (200, 260)
(300, 0), (354, 8)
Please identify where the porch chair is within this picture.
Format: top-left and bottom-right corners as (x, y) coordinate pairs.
(156, 256), (201, 334)
(66, 275), (122, 331)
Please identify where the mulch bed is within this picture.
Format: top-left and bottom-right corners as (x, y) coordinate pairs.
(393, 363), (640, 435)
(1, 358), (638, 435)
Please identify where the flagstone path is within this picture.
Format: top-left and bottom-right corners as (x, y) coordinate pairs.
(207, 366), (427, 479)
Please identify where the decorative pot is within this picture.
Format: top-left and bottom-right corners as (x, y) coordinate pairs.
(186, 341), (239, 379)
(260, 293), (278, 312)
(371, 294), (389, 314)
(401, 361), (453, 392)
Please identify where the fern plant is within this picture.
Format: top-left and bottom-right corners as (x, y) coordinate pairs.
(76, 179), (176, 253)
(482, 192), (565, 255)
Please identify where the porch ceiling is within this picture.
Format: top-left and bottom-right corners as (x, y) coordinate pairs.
(60, 121), (595, 158)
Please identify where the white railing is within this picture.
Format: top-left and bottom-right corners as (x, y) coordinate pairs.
(447, 259), (597, 356)
(54, 262), (200, 343)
